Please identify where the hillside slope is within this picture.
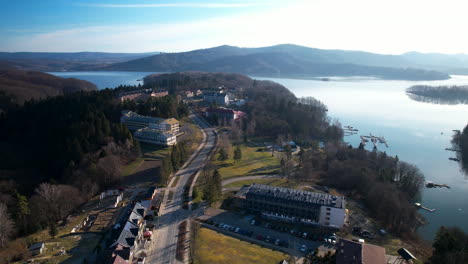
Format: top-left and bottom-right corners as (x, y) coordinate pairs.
(0, 65), (97, 108)
(105, 44), (450, 80)
(0, 51), (159, 71)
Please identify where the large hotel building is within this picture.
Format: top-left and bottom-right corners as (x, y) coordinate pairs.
(120, 110), (180, 146)
(235, 184), (346, 229)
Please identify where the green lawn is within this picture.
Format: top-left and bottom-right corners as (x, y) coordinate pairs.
(215, 144), (280, 179)
(224, 178), (292, 188)
(193, 228), (290, 264)
(122, 143), (169, 177)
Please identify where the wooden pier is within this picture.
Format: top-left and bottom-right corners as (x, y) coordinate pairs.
(414, 202), (436, 212)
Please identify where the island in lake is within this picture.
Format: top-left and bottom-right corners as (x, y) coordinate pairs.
(406, 85), (468, 105)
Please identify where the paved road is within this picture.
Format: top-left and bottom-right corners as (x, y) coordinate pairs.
(146, 111), (217, 264)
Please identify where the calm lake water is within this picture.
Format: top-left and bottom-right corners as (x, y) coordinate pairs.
(50, 71), (468, 241)
(49, 71), (154, 89)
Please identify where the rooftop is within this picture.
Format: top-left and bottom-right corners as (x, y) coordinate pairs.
(206, 107), (235, 114)
(204, 92), (228, 97)
(162, 118), (179, 125)
(245, 184), (345, 208)
(336, 239), (386, 264)
(136, 127), (176, 138)
(121, 110), (165, 124)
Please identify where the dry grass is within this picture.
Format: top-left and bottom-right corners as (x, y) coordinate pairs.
(215, 144), (280, 179)
(193, 228), (289, 264)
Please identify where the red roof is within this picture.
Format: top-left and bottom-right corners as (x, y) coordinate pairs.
(206, 108), (235, 114)
(112, 255), (130, 264)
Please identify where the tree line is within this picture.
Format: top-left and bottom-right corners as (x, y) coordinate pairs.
(431, 226), (468, 264)
(298, 144), (425, 234)
(160, 142), (189, 185)
(407, 85), (468, 105)
(451, 125), (468, 175)
(0, 85), (190, 260)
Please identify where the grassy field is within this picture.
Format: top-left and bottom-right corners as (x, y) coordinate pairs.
(193, 228), (290, 264)
(215, 144), (280, 179)
(224, 178), (293, 188)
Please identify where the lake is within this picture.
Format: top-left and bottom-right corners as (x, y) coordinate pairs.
(49, 71), (155, 89)
(49, 71), (468, 241)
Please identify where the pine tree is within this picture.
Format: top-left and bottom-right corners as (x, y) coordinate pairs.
(218, 148), (228, 161)
(234, 146), (242, 162)
(16, 193), (30, 234)
(49, 222), (58, 238)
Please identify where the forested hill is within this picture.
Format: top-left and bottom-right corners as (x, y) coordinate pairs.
(0, 65), (96, 109)
(406, 85), (468, 105)
(105, 44), (450, 81)
(145, 71), (342, 142)
(0, 51), (159, 71)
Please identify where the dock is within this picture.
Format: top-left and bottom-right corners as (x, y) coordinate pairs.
(414, 202), (436, 212)
(426, 181), (450, 189)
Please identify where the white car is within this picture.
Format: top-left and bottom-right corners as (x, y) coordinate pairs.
(300, 244), (307, 252)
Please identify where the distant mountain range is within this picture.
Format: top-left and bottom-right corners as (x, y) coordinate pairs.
(4, 44), (468, 80)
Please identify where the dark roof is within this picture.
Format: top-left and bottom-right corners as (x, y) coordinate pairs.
(336, 239), (386, 264)
(128, 211), (143, 225)
(29, 242), (44, 250)
(398, 248), (417, 260)
(246, 184), (345, 208)
(115, 221), (138, 248)
(113, 244), (131, 261)
(204, 92), (227, 97)
(132, 202), (146, 217)
(336, 239), (363, 264)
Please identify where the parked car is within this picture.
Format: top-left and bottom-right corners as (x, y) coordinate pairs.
(274, 239), (281, 245)
(279, 240), (289, 248)
(300, 244), (307, 252)
(256, 234), (263, 240)
(234, 227), (240, 233)
(265, 236), (271, 243)
(251, 220), (256, 225)
(302, 232), (308, 238)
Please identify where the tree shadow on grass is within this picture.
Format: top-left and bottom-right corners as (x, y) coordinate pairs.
(248, 165), (280, 175)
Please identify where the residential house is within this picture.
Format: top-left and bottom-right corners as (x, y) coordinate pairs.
(203, 92), (229, 106)
(150, 89), (168, 98)
(29, 242), (45, 256)
(205, 108), (246, 121)
(100, 190), (124, 208)
(336, 239), (386, 264)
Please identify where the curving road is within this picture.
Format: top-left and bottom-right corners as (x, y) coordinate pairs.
(146, 111), (217, 264)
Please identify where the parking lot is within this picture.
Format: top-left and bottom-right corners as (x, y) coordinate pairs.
(198, 208), (336, 257)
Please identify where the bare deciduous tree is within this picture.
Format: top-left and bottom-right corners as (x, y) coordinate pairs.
(0, 203), (14, 248)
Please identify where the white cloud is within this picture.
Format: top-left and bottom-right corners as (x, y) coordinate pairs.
(4, 0), (468, 53)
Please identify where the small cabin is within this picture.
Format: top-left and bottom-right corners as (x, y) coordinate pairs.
(29, 242), (45, 256)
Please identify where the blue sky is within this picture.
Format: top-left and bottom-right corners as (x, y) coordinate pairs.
(1, 0), (468, 54)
